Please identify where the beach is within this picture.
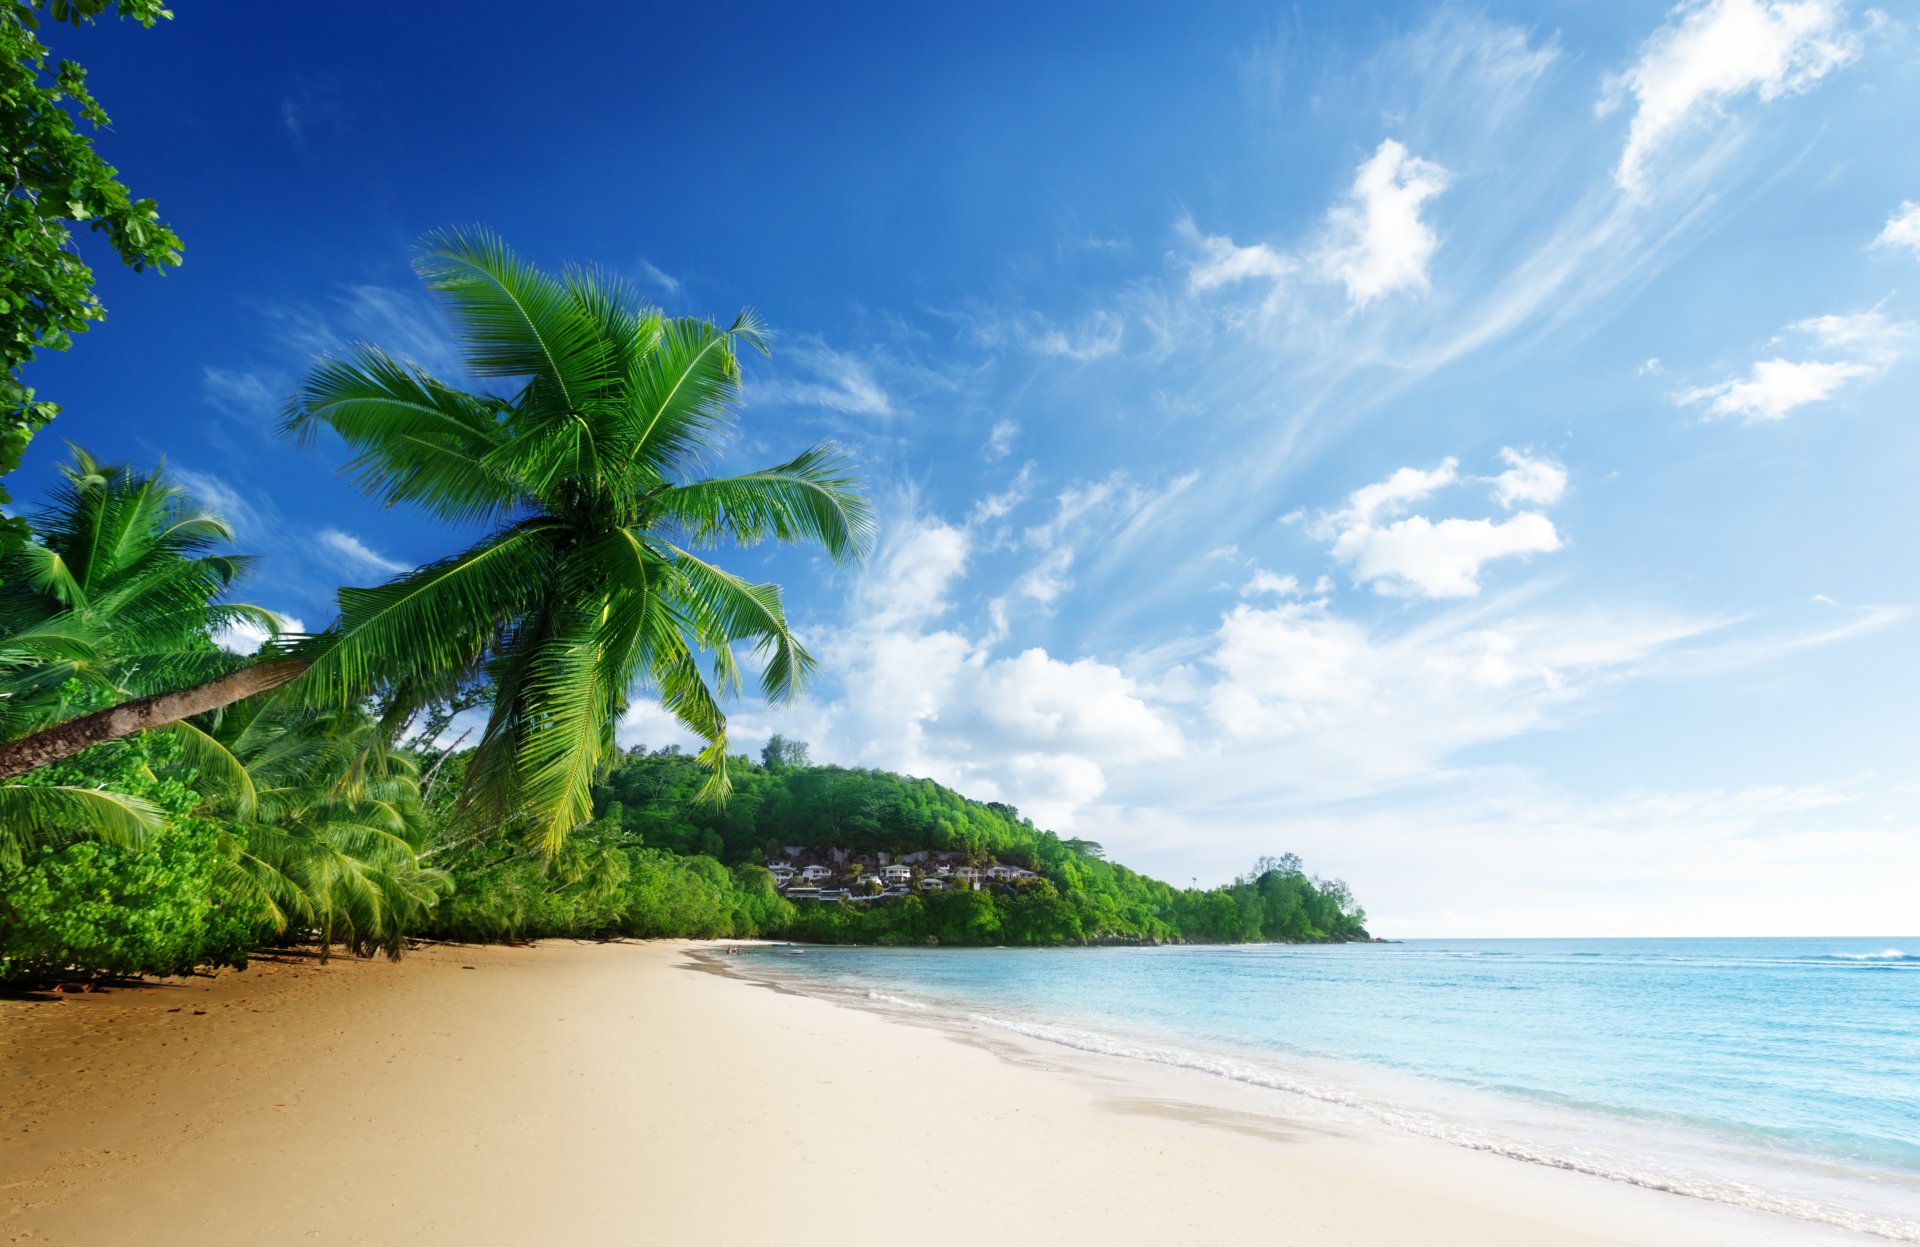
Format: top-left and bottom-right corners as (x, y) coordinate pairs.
(0, 940), (1870, 1246)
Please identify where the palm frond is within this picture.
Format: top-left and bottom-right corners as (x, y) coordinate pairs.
(0, 783), (161, 868)
(650, 442), (874, 561)
(412, 226), (618, 414)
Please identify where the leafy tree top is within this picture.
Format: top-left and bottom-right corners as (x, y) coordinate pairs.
(0, 0), (182, 551)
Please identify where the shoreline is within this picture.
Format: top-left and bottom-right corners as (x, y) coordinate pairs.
(0, 940), (1880, 1245)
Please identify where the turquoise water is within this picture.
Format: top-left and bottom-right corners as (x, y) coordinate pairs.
(740, 938), (1920, 1240)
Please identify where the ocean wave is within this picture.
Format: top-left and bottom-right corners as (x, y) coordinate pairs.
(963, 1011), (1920, 1244)
(865, 990), (927, 1009)
(1825, 949), (1912, 961)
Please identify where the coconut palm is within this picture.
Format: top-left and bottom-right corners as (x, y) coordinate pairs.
(191, 698), (451, 960)
(285, 227), (872, 848)
(0, 447), (282, 734)
(0, 230), (872, 853)
(0, 449), (280, 860)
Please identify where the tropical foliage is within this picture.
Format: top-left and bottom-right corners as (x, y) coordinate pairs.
(0, 0), (181, 555)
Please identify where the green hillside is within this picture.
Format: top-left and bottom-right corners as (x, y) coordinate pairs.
(429, 742), (1370, 948)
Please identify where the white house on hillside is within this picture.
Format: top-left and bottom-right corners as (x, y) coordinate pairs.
(800, 864), (833, 882)
(880, 864), (912, 883)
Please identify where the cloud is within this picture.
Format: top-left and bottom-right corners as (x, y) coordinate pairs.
(967, 463), (1034, 526)
(1488, 448), (1568, 509)
(1638, 357), (1665, 375)
(1184, 225), (1297, 297)
(1601, 0), (1861, 194)
(213, 612), (305, 655)
(615, 699), (704, 754)
(1334, 512), (1563, 599)
(1674, 304), (1911, 422)
(637, 258), (682, 297)
(1200, 596), (1722, 784)
(984, 419), (1019, 460)
(1344, 458), (1460, 524)
(1314, 455), (1564, 598)
(1241, 569), (1301, 598)
(854, 517), (970, 629)
(169, 467), (266, 537)
(994, 310), (1127, 361)
(754, 342), (893, 417)
(316, 528), (410, 577)
(202, 368), (282, 421)
(1874, 201), (1920, 259)
(1311, 139), (1452, 305)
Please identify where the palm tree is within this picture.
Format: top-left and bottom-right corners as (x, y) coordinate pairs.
(0, 449), (281, 860)
(0, 229), (874, 852)
(190, 698), (452, 960)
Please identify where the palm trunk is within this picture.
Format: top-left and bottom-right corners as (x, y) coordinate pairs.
(0, 658), (310, 780)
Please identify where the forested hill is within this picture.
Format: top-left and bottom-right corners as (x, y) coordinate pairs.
(576, 741), (1369, 946)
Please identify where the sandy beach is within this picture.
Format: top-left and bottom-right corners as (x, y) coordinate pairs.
(0, 940), (1869, 1246)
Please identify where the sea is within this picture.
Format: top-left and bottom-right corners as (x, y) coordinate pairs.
(735, 937), (1920, 1242)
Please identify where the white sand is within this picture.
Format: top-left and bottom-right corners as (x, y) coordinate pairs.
(0, 940), (1870, 1245)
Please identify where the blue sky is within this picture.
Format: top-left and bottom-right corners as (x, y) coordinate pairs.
(25, 1), (1920, 935)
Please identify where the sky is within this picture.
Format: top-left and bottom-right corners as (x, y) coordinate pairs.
(22, 1), (1920, 936)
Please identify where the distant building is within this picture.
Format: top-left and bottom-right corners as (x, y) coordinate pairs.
(799, 864), (833, 882)
(880, 864), (913, 883)
(918, 878), (947, 892)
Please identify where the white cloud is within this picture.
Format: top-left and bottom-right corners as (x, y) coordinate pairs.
(1334, 512), (1563, 599)
(170, 467), (265, 537)
(1202, 597), (1717, 769)
(616, 699), (704, 754)
(1314, 456), (1563, 598)
(1345, 458), (1460, 524)
(1678, 357), (1873, 422)
(968, 463), (1033, 526)
(1489, 448), (1568, 509)
(316, 528), (411, 577)
(1674, 304), (1911, 422)
(1601, 0), (1860, 194)
(1241, 569), (1301, 597)
(1013, 545), (1075, 607)
(637, 258), (681, 297)
(855, 518), (970, 629)
(984, 419), (1019, 460)
(1184, 225), (1297, 296)
(1874, 201), (1920, 259)
(1312, 139), (1452, 305)
(202, 367), (281, 419)
(754, 343), (893, 417)
(213, 612), (305, 655)
(1638, 357), (1665, 376)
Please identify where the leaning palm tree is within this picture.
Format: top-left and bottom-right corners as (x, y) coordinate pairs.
(0, 229), (874, 853)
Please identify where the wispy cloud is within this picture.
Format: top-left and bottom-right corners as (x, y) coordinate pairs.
(202, 367), (282, 422)
(983, 419), (1019, 460)
(316, 528), (410, 578)
(637, 258), (682, 297)
(753, 341), (893, 417)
